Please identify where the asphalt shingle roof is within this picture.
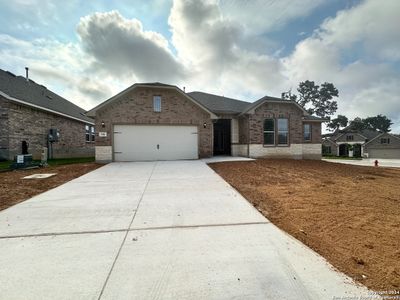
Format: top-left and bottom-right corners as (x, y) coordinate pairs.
(0, 69), (93, 123)
(187, 91), (251, 114)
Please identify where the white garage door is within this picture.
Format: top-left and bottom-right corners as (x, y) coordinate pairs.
(113, 125), (198, 161)
(368, 149), (400, 159)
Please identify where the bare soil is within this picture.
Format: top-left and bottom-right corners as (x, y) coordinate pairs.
(209, 159), (400, 291)
(0, 163), (101, 211)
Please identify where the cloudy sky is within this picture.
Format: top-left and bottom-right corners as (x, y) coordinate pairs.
(1, 0), (399, 132)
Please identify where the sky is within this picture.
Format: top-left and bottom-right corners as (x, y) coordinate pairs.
(0, 0), (399, 132)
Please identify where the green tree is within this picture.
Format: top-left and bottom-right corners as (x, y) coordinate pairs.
(282, 80), (339, 118)
(349, 117), (366, 131)
(327, 115), (348, 131)
(363, 114), (392, 132)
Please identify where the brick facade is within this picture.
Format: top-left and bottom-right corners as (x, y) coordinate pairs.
(248, 102), (321, 145)
(94, 87), (213, 160)
(233, 102), (322, 159)
(0, 96), (94, 160)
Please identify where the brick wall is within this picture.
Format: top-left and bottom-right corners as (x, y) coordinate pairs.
(248, 102), (321, 144)
(4, 98), (94, 160)
(94, 87), (213, 158)
(0, 98), (10, 160)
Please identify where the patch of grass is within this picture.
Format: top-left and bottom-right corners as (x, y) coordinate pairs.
(0, 161), (12, 170)
(0, 157), (95, 170)
(46, 157), (95, 166)
(323, 156), (362, 160)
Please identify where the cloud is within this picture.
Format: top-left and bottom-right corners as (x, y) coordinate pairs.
(168, 0), (287, 97)
(77, 10), (186, 83)
(0, 33), (115, 109)
(219, 0), (325, 34)
(282, 0), (400, 132)
(319, 0), (400, 61)
(1, 0), (399, 132)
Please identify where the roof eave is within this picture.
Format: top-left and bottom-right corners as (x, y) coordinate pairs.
(0, 91), (94, 124)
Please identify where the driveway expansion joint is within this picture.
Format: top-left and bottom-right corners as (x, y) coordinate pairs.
(97, 161), (158, 300)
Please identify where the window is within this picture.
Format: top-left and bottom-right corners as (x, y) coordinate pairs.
(263, 119), (275, 145)
(153, 96), (162, 112)
(91, 126), (95, 142)
(381, 138), (390, 144)
(86, 125), (95, 142)
(346, 135), (354, 141)
(277, 118), (289, 145)
(304, 124), (311, 141)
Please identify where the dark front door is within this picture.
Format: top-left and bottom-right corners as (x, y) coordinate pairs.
(213, 119), (231, 155)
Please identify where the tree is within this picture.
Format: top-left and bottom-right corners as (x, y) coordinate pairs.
(327, 115), (348, 131)
(282, 80), (339, 118)
(348, 115), (393, 132)
(349, 117), (366, 131)
(363, 114), (392, 132)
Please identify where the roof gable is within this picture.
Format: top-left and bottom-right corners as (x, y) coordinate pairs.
(0, 69), (93, 124)
(87, 83), (218, 119)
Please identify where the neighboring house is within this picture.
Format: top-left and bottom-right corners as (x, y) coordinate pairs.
(0, 69), (95, 161)
(87, 82), (326, 162)
(322, 128), (400, 158)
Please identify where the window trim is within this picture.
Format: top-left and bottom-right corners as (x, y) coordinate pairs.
(85, 124), (95, 143)
(263, 118), (275, 146)
(381, 138), (390, 144)
(277, 118), (289, 146)
(346, 135), (354, 141)
(303, 123), (312, 142)
(153, 95), (162, 112)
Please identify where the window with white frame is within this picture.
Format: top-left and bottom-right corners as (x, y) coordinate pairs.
(277, 118), (289, 145)
(381, 138), (390, 144)
(263, 119), (275, 145)
(153, 96), (162, 112)
(85, 125), (95, 142)
(304, 124), (311, 141)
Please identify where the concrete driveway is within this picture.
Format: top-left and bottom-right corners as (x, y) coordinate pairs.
(0, 161), (372, 299)
(323, 158), (400, 168)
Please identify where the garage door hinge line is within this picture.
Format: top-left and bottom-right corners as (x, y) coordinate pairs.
(97, 161), (157, 300)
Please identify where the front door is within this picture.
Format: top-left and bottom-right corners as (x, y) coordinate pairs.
(213, 119), (231, 155)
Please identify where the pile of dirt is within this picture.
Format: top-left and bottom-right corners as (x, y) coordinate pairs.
(210, 159), (400, 292)
(0, 163), (101, 211)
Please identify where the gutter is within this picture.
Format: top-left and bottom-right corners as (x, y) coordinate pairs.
(0, 91), (94, 125)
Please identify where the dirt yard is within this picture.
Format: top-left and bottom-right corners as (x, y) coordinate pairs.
(0, 163), (101, 211)
(209, 159), (400, 292)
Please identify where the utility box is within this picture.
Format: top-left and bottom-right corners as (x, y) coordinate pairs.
(12, 154), (33, 169)
(48, 128), (60, 142)
(41, 147), (48, 163)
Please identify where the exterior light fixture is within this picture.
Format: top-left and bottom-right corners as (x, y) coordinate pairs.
(101, 121), (105, 128)
(203, 122), (207, 128)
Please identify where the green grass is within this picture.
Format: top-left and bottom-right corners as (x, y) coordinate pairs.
(0, 161), (12, 170)
(0, 157), (95, 170)
(46, 157), (95, 166)
(323, 156), (363, 160)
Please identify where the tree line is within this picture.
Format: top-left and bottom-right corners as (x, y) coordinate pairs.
(281, 80), (393, 132)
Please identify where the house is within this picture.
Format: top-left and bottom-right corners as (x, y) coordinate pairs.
(322, 128), (400, 158)
(86, 82), (326, 162)
(0, 69), (95, 161)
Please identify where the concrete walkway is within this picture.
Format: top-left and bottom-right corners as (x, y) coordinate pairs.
(323, 158), (400, 168)
(0, 161), (373, 299)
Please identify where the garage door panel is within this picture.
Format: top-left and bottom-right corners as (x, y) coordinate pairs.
(368, 149), (400, 159)
(113, 125), (198, 161)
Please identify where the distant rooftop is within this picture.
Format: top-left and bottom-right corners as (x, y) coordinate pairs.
(0, 69), (93, 123)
